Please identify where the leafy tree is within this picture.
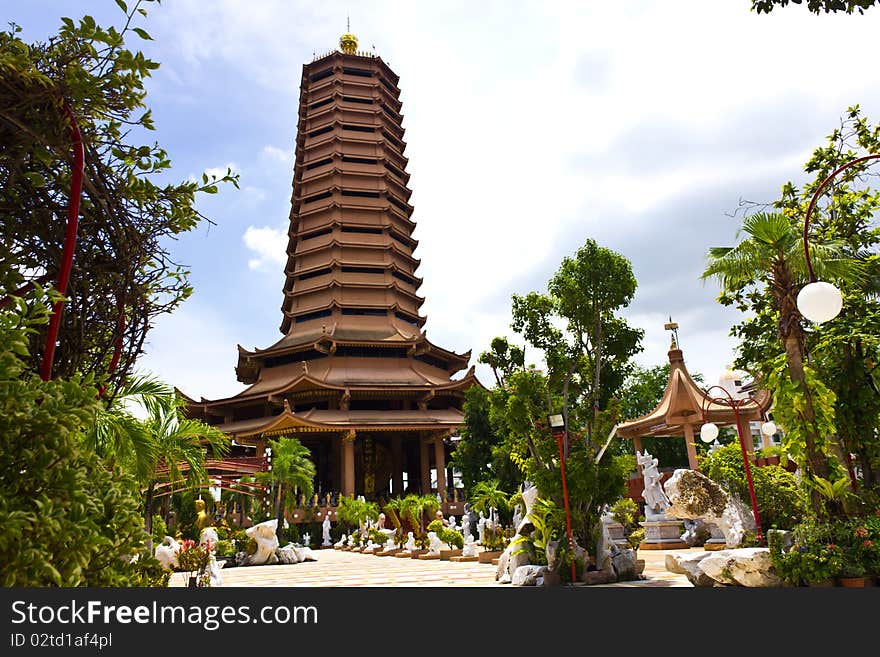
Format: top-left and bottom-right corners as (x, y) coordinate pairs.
(451, 385), (519, 492)
(478, 336), (524, 387)
(256, 436), (316, 544)
(0, 1), (238, 386)
(469, 480), (510, 517)
(751, 0), (876, 13)
(702, 212), (860, 512)
(0, 294), (148, 585)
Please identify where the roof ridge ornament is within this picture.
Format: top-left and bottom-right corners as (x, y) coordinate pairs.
(664, 316), (680, 350)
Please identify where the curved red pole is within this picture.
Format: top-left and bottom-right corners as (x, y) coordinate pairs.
(40, 103), (84, 382)
(803, 153), (880, 282)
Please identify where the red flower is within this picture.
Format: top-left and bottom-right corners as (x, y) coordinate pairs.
(864, 540), (874, 548)
(855, 527), (869, 538)
(827, 543), (838, 550)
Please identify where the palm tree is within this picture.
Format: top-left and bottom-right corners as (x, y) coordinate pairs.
(702, 211), (859, 510)
(469, 479), (510, 518)
(256, 436), (316, 544)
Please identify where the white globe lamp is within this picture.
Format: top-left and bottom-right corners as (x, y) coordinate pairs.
(700, 422), (719, 443)
(761, 421), (777, 437)
(797, 281), (842, 324)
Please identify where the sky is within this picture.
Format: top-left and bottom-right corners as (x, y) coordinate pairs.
(6, 1), (880, 401)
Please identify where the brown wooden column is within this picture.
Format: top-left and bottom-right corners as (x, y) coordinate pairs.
(420, 438), (430, 494)
(683, 423), (699, 470)
(343, 430), (355, 497)
(738, 417), (755, 458)
(434, 436), (446, 501)
(392, 435), (403, 495)
(633, 436), (643, 455)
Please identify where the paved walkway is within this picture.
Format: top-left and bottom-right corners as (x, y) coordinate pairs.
(169, 547), (701, 587)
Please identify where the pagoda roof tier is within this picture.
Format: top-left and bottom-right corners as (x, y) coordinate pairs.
(184, 364), (478, 408)
(213, 405), (465, 441)
(616, 347), (772, 439)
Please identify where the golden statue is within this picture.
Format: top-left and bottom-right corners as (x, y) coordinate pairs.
(195, 498), (210, 531)
(339, 32), (358, 55)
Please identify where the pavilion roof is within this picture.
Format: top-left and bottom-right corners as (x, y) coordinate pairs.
(616, 347), (771, 439)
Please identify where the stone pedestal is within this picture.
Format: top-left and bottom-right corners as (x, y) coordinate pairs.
(639, 518), (688, 550)
(601, 520), (630, 549)
(704, 523), (728, 551)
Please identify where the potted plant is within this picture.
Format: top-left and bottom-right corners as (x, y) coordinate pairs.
(176, 539), (212, 587)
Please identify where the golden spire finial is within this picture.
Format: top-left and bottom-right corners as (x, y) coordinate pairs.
(339, 16), (358, 55)
(664, 316), (680, 350)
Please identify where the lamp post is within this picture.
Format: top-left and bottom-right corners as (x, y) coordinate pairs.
(699, 385), (772, 545)
(797, 153), (880, 324)
(548, 413), (577, 583)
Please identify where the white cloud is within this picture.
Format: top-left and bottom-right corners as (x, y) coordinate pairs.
(262, 145), (294, 163)
(204, 162), (238, 180)
(243, 225), (287, 271)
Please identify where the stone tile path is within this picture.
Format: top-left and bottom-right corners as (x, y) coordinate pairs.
(169, 546), (702, 587)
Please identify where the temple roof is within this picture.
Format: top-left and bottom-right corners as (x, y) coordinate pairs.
(616, 347), (771, 439)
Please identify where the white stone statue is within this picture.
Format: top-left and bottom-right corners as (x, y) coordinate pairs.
(384, 535), (396, 551)
(199, 527), (219, 550)
(637, 449), (671, 518)
(376, 512), (386, 530)
(155, 536), (180, 570)
(335, 533), (347, 548)
(346, 534), (356, 547)
(427, 531), (444, 555)
(302, 532), (310, 547)
(462, 533), (477, 557)
(462, 513), (470, 540)
(436, 492), (442, 505)
(447, 515), (457, 531)
(363, 539), (377, 553)
(477, 512), (487, 545)
(322, 515), (333, 547)
(404, 531), (416, 551)
(244, 519), (279, 566)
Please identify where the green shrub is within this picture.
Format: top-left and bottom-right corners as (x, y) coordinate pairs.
(427, 519), (464, 549)
(700, 443), (803, 529)
(151, 514), (168, 546)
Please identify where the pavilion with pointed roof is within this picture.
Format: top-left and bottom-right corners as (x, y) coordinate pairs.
(615, 326), (771, 470)
(183, 31), (481, 508)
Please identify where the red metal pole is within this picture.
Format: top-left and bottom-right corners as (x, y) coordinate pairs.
(40, 103), (85, 382)
(556, 434), (577, 583)
(732, 403), (763, 543)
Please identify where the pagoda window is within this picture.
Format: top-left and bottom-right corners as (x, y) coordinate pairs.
(309, 96), (334, 110)
(341, 226), (382, 234)
(415, 354), (448, 370)
(308, 125), (334, 138)
(342, 66), (372, 78)
(384, 161), (406, 180)
(304, 157), (333, 171)
(264, 349), (327, 368)
(389, 230), (414, 247)
(294, 308), (332, 323)
(342, 95), (373, 105)
(341, 308), (387, 316)
(342, 156), (378, 165)
(349, 399), (392, 411)
(341, 265), (384, 274)
(300, 227), (332, 241)
(302, 191), (332, 205)
(395, 311), (420, 326)
(309, 68), (334, 82)
(392, 270), (415, 285)
(387, 195), (410, 212)
(381, 130), (404, 149)
(378, 75), (396, 93)
(335, 346), (408, 359)
(298, 267), (332, 281)
(341, 190), (380, 198)
(342, 124), (375, 133)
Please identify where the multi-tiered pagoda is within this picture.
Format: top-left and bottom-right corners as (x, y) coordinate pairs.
(184, 32), (479, 505)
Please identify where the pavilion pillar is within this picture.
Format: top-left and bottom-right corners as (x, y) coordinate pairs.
(343, 430), (355, 497)
(633, 436), (643, 455)
(761, 426), (773, 449)
(434, 436), (447, 501)
(255, 440), (266, 459)
(392, 435), (403, 496)
(683, 423), (700, 471)
(738, 417), (755, 459)
(420, 438), (430, 494)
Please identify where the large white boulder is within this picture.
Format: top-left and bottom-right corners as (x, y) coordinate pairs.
(698, 548), (782, 587)
(664, 469), (755, 547)
(244, 519), (279, 565)
(666, 551), (718, 587)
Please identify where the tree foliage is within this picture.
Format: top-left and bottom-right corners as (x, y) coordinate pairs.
(256, 436), (315, 543)
(0, 1), (238, 387)
(751, 0), (876, 13)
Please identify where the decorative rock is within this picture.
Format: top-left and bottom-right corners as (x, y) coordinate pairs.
(512, 565), (547, 586)
(582, 562), (615, 585)
(541, 570), (562, 587)
(545, 540), (560, 572)
(667, 551), (718, 587)
(244, 519), (279, 566)
(698, 548), (782, 587)
(199, 527), (219, 549)
(611, 548), (639, 581)
(664, 469), (755, 547)
(277, 544), (318, 564)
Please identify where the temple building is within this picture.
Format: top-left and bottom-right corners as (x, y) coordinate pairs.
(183, 32), (479, 507)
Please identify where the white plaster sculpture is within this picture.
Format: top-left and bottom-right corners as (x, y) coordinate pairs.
(477, 512), (487, 545)
(437, 492), (443, 505)
(363, 539), (376, 553)
(462, 513), (470, 540)
(206, 554), (224, 587)
(404, 531), (416, 551)
(384, 535), (396, 551)
(155, 536), (180, 570)
(462, 534), (478, 557)
(346, 534), (356, 547)
(637, 450), (671, 518)
(199, 527), (219, 549)
(447, 515), (457, 531)
(427, 531), (443, 555)
(244, 519), (279, 566)
(335, 533), (347, 548)
(302, 532), (311, 547)
(322, 515), (333, 547)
